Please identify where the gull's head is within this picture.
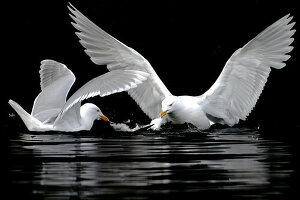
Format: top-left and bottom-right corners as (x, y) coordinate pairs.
(81, 103), (110, 122)
(159, 96), (178, 118)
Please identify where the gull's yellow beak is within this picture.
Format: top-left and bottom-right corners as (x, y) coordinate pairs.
(158, 109), (167, 118)
(100, 115), (110, 122)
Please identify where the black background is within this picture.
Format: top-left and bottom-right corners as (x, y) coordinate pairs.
(1, 0), (300, 129)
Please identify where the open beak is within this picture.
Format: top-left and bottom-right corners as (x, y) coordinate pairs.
(158, 109), (167, 118)
(100, 115), (110, 122)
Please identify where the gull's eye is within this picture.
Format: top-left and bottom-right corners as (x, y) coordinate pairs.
(97, 109), (100, 112)
(169, 103), (173, 107)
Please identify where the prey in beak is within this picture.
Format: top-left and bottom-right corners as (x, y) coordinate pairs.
(158, 109), (167, 118)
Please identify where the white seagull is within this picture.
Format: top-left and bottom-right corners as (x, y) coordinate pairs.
(68, 4), (295, 130)
(9, 60), (149, 132)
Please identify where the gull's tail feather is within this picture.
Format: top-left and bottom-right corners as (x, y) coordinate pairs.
(8, 99), (44, 131)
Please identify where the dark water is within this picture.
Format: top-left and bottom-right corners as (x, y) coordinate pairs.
(2, 125), (299, 200)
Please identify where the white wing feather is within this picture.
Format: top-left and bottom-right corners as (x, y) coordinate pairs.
(198, 14), (295, 126)
(68, 4), (171, 119)
(31, 60), (75, 122)
(58, 70), (149, 118)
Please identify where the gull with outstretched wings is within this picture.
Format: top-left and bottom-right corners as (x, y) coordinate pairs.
(9, 60), (149, 132)
(69, 3), (295, 130)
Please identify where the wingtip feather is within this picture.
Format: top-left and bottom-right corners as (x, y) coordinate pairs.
(67, 2), (76, 11)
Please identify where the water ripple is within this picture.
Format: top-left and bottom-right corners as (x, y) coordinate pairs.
(5, 127), (297, 199)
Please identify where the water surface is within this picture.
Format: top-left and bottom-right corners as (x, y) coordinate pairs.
(3, 125), (298, 200)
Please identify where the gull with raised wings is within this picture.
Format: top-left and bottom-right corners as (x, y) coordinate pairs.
(69, 4), (295, 130)
(9, 60), (149, 132)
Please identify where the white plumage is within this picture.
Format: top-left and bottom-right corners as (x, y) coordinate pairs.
(9, 60), (149, 132)
(69, 3), (295, 130)
(198, 15), (295, 126)
(68, 4), (171, 119)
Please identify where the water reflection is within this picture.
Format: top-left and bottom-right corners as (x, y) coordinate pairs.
(7, 127), (295, 199)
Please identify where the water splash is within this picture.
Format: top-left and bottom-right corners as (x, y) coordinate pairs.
(110, 122), (141, 132)
(110, 120), (154, 132)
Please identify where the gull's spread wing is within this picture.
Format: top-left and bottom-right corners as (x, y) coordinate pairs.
(31, 60), (75, 122)
(68, 4), (171, 119)
(59, 70), (149, 117)
(198, 15), (295, 126)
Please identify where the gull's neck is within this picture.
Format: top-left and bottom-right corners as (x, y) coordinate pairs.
(80, 106), (95, 131)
